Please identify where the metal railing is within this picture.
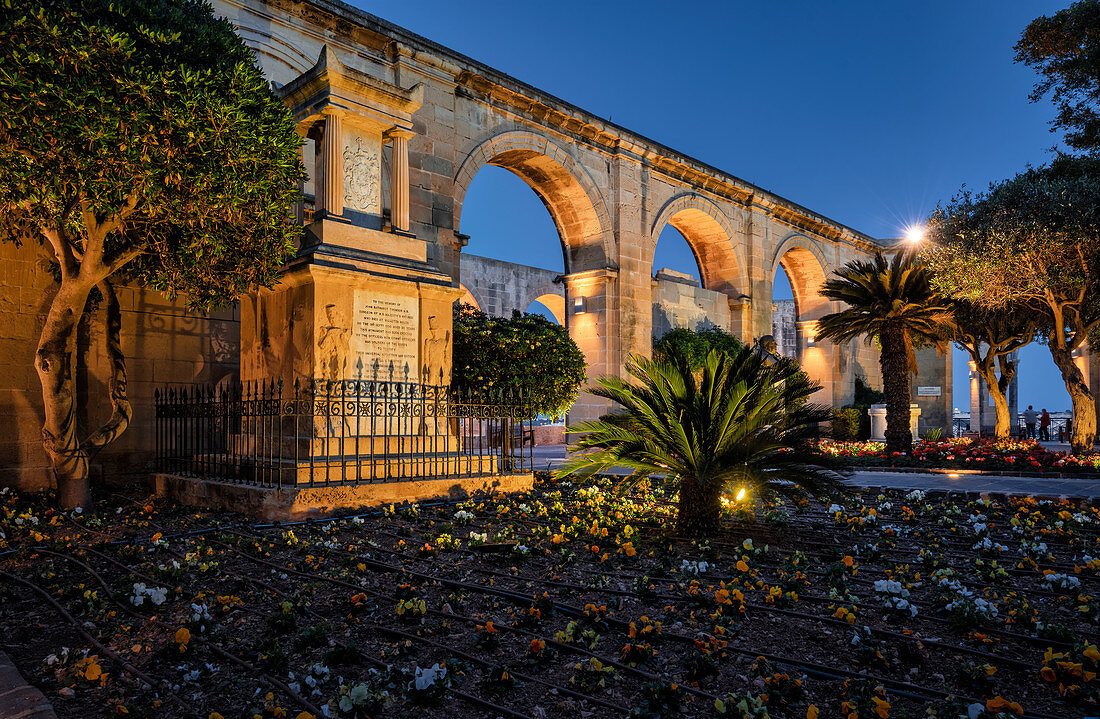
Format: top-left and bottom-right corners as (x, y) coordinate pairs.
(154, 378), (534, 488)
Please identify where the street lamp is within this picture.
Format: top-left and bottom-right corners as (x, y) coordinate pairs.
(905, 224), (925, 244)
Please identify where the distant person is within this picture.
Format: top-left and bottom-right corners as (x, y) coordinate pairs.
(1040, 408), (1051, 441)
(1024, 405), (1038, 439)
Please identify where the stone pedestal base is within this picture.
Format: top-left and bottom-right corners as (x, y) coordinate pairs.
(868, 403), (922, 442)
(152, 471), (534, 522)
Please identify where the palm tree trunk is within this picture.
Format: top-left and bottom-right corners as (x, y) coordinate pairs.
(675, 476), (721, 538)
(879, 324), (913, 455)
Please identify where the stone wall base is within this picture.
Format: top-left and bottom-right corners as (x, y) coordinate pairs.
(151, 472), (533, 522)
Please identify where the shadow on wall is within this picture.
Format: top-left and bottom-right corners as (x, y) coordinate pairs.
(652, 306), (719, 341)
(0, 274), (241, 492)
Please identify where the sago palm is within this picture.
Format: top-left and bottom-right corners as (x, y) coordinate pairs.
(556, 345), (842, 537)
(815, 251), (952, 455)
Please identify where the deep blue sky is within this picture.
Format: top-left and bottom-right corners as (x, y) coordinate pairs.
(355, 0), (1071, 411)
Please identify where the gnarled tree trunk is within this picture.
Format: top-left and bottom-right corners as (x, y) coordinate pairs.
(975, 357), (1016, 440)
(675, 475), (722, 538)
(1049, 343), (1096, 454)
(879, 324), (913, 456)
(35, 276), (131, 510)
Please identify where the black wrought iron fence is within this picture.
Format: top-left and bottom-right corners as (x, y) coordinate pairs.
(154, 378), (535, 488)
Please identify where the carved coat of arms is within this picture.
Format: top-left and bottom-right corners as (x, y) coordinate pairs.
(342, 137), (380, 213)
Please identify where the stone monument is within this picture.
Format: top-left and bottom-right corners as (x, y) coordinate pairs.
(240, 45), (460, 391)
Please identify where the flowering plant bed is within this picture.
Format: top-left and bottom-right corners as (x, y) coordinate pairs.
(3, 481), (1100, 718)
(817, 438), (1100, 475)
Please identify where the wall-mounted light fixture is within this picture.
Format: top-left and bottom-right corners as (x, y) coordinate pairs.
(573, 296), (587, 315)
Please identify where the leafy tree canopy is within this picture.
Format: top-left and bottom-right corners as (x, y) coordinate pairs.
(652, 326), (744, 368)
(924, 156), (1100, 320)
(1016, 0), (1100, 154)
(0, 0), (304, 310)
(452, 304), (587, 418)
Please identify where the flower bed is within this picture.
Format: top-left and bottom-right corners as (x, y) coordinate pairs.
(3, 482), (1100, 717)
(816, 438), (1100, 474)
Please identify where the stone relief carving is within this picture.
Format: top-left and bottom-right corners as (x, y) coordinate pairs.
(317, 304), (349, 381)
(422, 314), (451, 384)
(342, 137), (379, 213)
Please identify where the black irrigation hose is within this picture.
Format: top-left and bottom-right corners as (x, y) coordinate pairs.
(263, 531), (1072, 719)
(0, 568), (198, 717)
(35, 547), (326, 719)
(354, 509), (1083, 654)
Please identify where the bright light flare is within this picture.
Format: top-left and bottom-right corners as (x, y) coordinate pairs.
(735, 487), (747, 501)
(905, 225), (925, 243)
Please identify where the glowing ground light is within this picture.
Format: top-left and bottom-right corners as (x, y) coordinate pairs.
(735, 487), (746, 501)
(948, 473), (960, 478)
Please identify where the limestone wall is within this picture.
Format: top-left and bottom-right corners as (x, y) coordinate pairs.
(0, 242), (239, 491)
(458, 254), (563, 322)
(651, 273), (730, 341)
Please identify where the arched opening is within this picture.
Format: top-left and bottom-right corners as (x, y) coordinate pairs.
(648, 195), (746, 344)
(773, 242), (831, 403)
(771, 265), (797, 359)
(453, 132), (613, 425)
(461, 166), (565, 273)
(527, 293), (565, 325)
(457, 283), (480, 311)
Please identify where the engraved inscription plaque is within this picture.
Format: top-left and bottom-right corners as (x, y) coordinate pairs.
(351, 290), (419, 380)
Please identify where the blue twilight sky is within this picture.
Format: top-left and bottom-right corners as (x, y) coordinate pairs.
(352, 0), (1072, 412)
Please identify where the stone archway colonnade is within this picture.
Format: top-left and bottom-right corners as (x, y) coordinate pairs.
(216, 0), (888, 421)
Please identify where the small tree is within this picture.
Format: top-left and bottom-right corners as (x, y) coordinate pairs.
(0, 0), (304, 508)
(946, 300), (1037, 439)
(557, 345), (839, 538)
(451, 304), (587, 418)
(653, 326), (743, 368)
(815, 251), (953, 456)
(925, 157), (1100, 453)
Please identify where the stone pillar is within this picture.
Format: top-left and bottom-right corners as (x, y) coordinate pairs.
(319, 108), (343, 217)
(386, 128), (415, 233)
(562, 268), (618, 425)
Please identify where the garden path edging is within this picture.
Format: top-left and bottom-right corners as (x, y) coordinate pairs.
(0, 650), (57, 719)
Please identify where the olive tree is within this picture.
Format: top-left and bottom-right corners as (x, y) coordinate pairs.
(925, 157), (1100, 453)
(0, 0), (304, 508)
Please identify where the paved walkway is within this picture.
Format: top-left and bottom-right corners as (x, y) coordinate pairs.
(529, 445), (1100, 499)
(0, 651), (56, 719)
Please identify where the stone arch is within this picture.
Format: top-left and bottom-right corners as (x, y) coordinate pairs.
(453, 130), (614, 273)
(525, 285), (566, 325)
(236, 29), (315, 85)
(770, 234), (831, 321)
(457, 283), (482, 311)
(649, 193), (746, 294)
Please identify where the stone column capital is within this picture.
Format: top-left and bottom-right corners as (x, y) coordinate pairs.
(384, 127), (416, 141)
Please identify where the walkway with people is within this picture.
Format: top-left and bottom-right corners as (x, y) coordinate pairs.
(529, 445), (1100, 499)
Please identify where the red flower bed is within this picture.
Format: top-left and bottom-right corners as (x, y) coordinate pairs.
(815, 437), (1100, 474)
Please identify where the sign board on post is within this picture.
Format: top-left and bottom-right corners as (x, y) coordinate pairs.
(917, 386), (942, 397)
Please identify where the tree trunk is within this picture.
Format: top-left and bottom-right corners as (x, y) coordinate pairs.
(879, 324), (913, 456)
(1049, 343), (1097, 454)
(675, 476), (722, 538)
(36, 280), (93, 509)
(976, 363), (1012, 440)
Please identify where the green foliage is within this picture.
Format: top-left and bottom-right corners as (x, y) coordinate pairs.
(557, 344), (842, 536)
(0, 0), (304, 309)
(652, 326), (743, 368)
(854, 376), (885, 406)
(451, 303), (587, 418)
(925, 156), (1100, 314)
(830, 407), (862, 441)
(1016, 0), (1100, 154)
